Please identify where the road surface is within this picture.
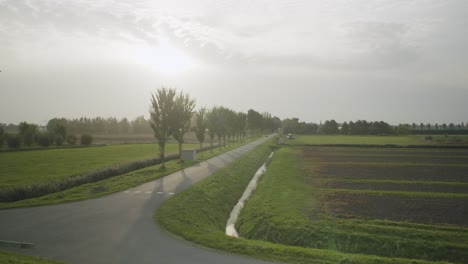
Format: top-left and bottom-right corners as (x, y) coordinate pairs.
(0, 136), (275, 264)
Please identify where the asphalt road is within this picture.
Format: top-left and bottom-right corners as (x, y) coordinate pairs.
(0, 136), (276, 264)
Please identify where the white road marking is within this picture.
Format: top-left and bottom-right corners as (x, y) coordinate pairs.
(157, 192), (164, 194)
(168, 192), (175, 195)
(145, 191), (152, 194)
(134, 191), (141, 193)
(124, 191), (130, 193)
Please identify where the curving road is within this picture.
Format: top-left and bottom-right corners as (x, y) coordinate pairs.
(0, 136), (276, 264)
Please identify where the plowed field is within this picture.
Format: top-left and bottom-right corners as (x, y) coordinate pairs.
(304, 147), (468, 226)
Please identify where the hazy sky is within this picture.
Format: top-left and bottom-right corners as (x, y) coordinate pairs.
(1, 0), (467, 125)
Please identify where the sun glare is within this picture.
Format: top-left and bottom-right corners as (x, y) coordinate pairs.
(135, 38), (193, 75)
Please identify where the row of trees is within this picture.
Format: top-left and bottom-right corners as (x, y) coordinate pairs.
(149, 88), (280, 167)
(0, 120), (93, 149)
(46, 116), (153, 135)
(284, 119), (399, 135)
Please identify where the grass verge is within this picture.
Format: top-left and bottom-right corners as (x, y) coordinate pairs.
(0, 140), (251, 209)
(155, 140), (447, 264)
(0, 250), (65, 264)
(236, 147), (468, 263)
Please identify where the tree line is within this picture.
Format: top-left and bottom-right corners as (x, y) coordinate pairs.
(283, 119), (468, 135)
(0, 121), (93, 149)
(148, 87), (281, 167)
(0, 88), (281, 152)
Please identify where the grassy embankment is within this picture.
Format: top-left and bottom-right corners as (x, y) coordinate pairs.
(156, 138), (445, 264)
(0, 250), (65, 264)
(236, 146), (468, 263)
(0, 140), (248, 209)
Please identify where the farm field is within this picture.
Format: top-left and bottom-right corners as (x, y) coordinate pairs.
(288, 134), (468, 146)
(237, 144), (468, 263)
(0, 143), (197, 188)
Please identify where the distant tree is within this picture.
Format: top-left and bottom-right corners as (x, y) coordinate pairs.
(80, 134), (93, 145)
(38, 133), (52, 147)
(395, 124), (411, 135)
(54, 135), (64, 146)
(236, 112), (248, 142)
(282, 118), (299, 134)
(0, 126), (4, 148)
(149, 88), (177, 168)
(47, 118), (67, 138)
(206, 108), (217, 152)
(247, 109), (263, 135)
(341, 122), (349, 135)
(322, 120), (339, 134)
(449, 123), (455, 129)
(193, 108), (207, 151)
(119, 118), (130, 134)
(67, 135), (77, 145)
(18, 122), (38, 147)
(213, 107), (227, 147)
(435, 123), (439, 130)
(6, 133), (21, 148)
(442, 123), (447, 129)
(427, 123), (431, 130)
(271, 116), (282, 133)
(171, 91), (196, 159)
(131, 116), (152, 134)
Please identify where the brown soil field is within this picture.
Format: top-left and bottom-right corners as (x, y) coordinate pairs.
(322, 192), (468, 226)
(325, 181), (468, 193)
(307, 153), (468, 165)
(315, 163), (468, 182)
(303, 147), (468, 157)
(303, 146), (468, 226)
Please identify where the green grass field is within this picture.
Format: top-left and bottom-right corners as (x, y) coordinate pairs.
(236, 146), (468, 263)
(287, 134), (468, 146)
(0, 143), (197, 188)
(0, 140), (249, 209)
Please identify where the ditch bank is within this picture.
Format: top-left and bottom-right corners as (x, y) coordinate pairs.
(226, 152), (274, 237)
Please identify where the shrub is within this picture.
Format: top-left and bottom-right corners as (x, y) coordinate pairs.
(37, 133), (51, 147)
(6, 134), (21, 148)
(67, 135), (77, 145)
(80, 134), (93, 145)
(54, 135), (64, 146)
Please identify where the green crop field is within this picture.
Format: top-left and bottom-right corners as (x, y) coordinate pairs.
(286, 134), (468, 146)
(0, 143), (197, 188)
(237, 145), (468, 263)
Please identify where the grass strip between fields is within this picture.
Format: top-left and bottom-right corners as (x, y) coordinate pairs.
(313, 161), (468, 167)
(155, 140), (451, 264)
(235, 147), (467, 264)
(313, 178), (468, 186)
(314, 188), (468, 198)
(0, 140), (252, 209)
(0, 250), (66, 264)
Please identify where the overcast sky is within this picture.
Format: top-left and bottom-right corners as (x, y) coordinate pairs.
(0, 0), (467, 125)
